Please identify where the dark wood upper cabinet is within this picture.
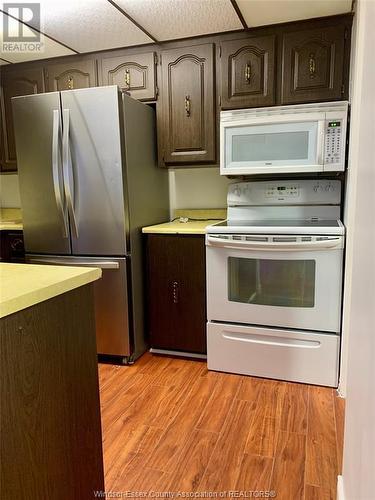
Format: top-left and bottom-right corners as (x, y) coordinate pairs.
(220, 35), (276, 109)
(146, 234), (206, 354)
(99, 51), (156, 101)
(281, 25), (347, 104)
(44, 59), (97, 91)
(0, 66), (44, 172)
(159, 43), (216, 166)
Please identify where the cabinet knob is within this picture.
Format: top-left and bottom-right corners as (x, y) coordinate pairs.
(10, 238), (24, 251)
(185, 95), (191, 117)
(172, 281), (179, 304)
(124, 69), (130, 88)
(245, 63), (251, 84)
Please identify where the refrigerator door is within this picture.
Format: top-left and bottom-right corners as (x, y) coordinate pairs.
(26, 255), (132, 357)
(60, 86), (128, 256)
(12, 92), (71, 254)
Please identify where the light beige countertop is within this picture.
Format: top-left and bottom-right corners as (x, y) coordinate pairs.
(0, 263), (102, 319)
(0, 208), (23, 230)
(142, 209), (226, 235)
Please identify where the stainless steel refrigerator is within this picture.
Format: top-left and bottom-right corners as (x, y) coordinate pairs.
(12, 85), (169, 363)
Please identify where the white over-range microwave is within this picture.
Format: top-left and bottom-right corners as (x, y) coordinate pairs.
(220, 101), (348, 176)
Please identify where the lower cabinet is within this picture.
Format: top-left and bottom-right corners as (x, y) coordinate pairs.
(0, 285), (104, 499)
(146, 234), (206, 354)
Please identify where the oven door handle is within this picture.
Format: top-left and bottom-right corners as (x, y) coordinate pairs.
(206, 235), (343, 251)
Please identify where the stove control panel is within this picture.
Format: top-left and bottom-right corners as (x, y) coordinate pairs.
(265, 184), (300, 198)
(228, 179), (341, 206)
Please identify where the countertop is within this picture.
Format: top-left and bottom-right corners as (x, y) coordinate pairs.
(142, 209), (226, 235)
(0, 263), (102, 319)
(0, 208), (23, 230)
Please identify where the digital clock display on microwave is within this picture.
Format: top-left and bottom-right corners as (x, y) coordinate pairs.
(328, 121), (341, 127)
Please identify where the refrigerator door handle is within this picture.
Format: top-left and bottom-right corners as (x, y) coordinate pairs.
(62, 108), (79, 238)
(52, 109), (68, 238)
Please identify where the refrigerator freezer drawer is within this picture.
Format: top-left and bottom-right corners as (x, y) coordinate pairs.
(26, 255), (131, 357)
(207, 322), (339, 387)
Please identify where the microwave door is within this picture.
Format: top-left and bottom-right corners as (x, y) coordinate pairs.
(220, 118), (325, 175)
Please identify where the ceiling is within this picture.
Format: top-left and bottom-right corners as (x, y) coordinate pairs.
(0, 0), (352, 65)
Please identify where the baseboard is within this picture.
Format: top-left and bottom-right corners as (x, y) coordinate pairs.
(337, 475), (345, 500)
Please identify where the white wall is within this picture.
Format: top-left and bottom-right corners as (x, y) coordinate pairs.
(0, 173), (21, 207)
(0, 167), (230, 214)
(168, 167), (231, 215)
(339, 0), (375, 498)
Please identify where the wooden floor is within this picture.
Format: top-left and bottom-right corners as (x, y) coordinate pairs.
(99, 353), (345, 500)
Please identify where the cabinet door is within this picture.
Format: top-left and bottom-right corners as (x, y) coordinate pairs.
(44, 59), (97, 91)
(147, 234), (206, 354)
(99, 52), (156, 101)
(0, 67), (44, 172)
(159, 44), (215, 165)
(220, 35), (275, 109)
(281, 25), (346, 104)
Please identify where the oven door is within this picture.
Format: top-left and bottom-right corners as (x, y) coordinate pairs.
(220, 113), (325, 175)
(206, 234), (344, 333)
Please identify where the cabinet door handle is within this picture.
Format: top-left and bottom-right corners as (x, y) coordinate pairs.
(245, 63), (251, 84)
(309, 53), (316, 77)
(10, 238), (24, 251)
(67, 75), (74, 90)
(124, 69), (130, 88)
(172, 281), (179, 304)
(185, 95), (191, 117)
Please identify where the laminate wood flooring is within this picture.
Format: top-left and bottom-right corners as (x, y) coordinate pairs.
(99, 353), (344, 499)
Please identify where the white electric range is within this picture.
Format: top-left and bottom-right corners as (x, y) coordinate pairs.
(205, 179), (345, 387)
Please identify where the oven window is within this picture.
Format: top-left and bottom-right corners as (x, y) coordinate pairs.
(232, 131), (309, 162)
(228, 257), (316, 307)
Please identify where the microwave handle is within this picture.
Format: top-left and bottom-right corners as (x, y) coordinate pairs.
(317, 120), (325, 166)
(206, 235), (343, 251)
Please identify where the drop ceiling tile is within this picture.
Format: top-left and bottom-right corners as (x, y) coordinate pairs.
(5, 0), (153, 53)
(237, 0), (352, 27)
(0, 12), (74, 63)
(115, 0), (242, 40)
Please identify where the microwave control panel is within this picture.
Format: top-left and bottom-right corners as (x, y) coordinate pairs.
(324, 120), (343, 164)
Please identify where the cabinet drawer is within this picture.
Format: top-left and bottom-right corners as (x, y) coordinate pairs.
(207, 322), (339, 387)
